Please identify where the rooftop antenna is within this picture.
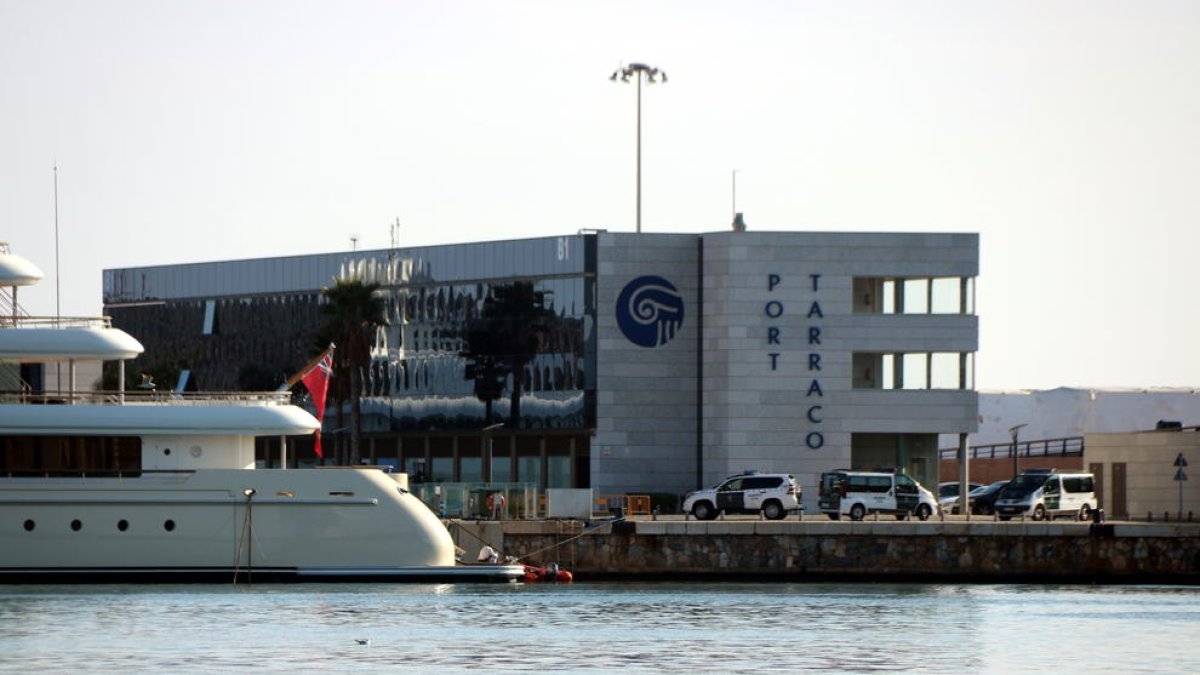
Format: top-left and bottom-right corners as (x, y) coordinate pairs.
(350, 234), (359, 251)
(731, 169), (738, 221)
(390, 217), (400, 250)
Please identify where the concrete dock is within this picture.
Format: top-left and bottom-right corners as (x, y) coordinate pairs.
(450, 517), (1200, 583)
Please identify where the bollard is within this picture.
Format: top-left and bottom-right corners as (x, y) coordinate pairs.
(1147, 511), (1153, 522)
(1190, 511), (1194, 523)
(1165, 511), (1169, 522)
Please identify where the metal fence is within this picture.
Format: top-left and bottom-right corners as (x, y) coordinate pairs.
(939, 436), (1084, 461)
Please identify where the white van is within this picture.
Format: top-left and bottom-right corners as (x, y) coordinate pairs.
(993, 469), (1096, 521)
(817, 470), (939, 521)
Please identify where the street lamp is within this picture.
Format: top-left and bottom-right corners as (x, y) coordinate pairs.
(482, 422), (503, 485)
(1009, 424), (1028, 478)
(610, 62), (667, 233)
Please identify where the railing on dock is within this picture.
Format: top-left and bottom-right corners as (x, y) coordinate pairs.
(0, 389), (294, 406)
(939, 436), (1084, 461)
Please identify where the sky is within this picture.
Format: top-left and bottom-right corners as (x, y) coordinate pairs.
(2, 0), (1198, 390)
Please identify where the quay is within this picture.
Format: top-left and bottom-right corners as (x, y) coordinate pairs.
(450, 517), (1200, 584)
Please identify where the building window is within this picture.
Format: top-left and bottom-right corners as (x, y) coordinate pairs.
(853, 277), (976, 315)
(853, 352), (976, 390)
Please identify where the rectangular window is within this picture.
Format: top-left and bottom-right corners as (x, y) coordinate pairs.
(547, 455), (571, 488)
(853, 276), (976, 315)
(902, 353), (928, 389)
(854, 352), (977, 390)
(930, 352), (960, 389)
(902, 279), (929, 314)
(0, 436), (141, 476)
(490, 454), (512, 483)
(930, 278), (961, 314)
(882, 280), (896, 314)
(459, 456), (483, 483)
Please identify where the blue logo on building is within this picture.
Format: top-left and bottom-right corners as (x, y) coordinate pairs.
(615, 275), (685, 348)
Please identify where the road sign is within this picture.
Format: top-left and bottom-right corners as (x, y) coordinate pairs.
(1175, 453), (1189, 468)
(1176, 467), (1188, 482)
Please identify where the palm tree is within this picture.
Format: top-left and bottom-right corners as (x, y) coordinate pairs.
(318, 278), (388, 465)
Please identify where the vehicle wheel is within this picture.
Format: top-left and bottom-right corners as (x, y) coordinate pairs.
(1078, 504), (1091, 521)
(827, 513), (840, 521)
(915, 504), (932, 521)
(762, 500), (785, 521)
(849, 503), (866, 521)
(692, 501), (716, 521)
(1032, 505), (1047, 521)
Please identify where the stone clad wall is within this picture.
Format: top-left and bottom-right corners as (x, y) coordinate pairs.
(469, 520), (1200, 582)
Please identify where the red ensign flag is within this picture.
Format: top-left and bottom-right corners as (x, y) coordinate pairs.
(301, 349), (334, 458)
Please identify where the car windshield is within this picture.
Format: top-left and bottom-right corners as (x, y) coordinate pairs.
(999, 474), (1048, 499)
(971, 481), (1008, 497)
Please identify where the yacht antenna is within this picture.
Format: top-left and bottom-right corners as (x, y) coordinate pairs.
(54, 164), (60, 325)
(54, 163), (62, 394)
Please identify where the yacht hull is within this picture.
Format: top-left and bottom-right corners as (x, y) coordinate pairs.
(0, 468), (511, 582)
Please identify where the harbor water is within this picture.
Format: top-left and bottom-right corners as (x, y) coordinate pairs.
(1, 582), (1196, 673)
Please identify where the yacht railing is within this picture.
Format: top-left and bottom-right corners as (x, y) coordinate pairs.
(0, 389), (295, 406)
(0, 315), (115, 329)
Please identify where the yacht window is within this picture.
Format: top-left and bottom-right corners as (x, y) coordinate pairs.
(70, 519), (82, 531)
(0, 435), (141, 477)
(23, 520), (34, 532)
(164, 520), (176, 531)
(118, 520), (129, 531)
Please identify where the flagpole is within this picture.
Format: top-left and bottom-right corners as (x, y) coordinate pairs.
(285, 343), (336, 388)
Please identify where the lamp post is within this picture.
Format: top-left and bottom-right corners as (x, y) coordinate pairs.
(610, 62), (667, 233)
(1009, 423), (1028, 478)
(482, 422), (504, 485)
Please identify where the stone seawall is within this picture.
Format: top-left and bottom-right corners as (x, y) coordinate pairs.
(450, 520), (1200, 583)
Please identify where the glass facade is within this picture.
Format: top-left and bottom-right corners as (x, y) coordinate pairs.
(107, 235), (598, 489)
(362, 236), (596, 432)
(108, 236), (598, 434)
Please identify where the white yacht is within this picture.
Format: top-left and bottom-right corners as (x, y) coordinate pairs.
(0, 244), (522, 582)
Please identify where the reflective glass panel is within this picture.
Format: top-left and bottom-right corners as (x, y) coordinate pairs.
(518, 455), (541, 486)
(547, 455), (571, 488)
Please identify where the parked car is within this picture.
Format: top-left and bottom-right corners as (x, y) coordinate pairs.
(819, 470), (940, 521)
(938, 481), (983, 514)
(994, 469), (1096, 521)
(682, 472), (802, 521)
(967, 480), (1010, 515)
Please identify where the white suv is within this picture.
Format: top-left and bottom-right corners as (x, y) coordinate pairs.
(682, 472), (802, 521)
